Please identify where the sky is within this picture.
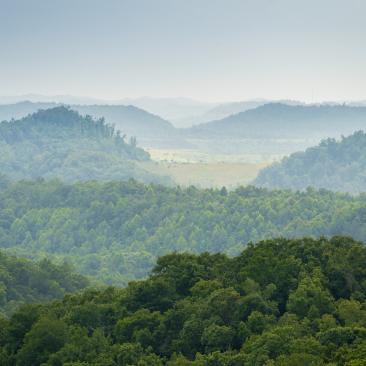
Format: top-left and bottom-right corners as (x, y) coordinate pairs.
(1, 0), (366, 102)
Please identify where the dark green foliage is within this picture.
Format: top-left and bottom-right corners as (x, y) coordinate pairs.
(0, 251), (89, 315)
(0, 106), (170, 184)
(1, 179), (366, 284)
(255, 130), (366, 193)
(2, 237), (366, 365)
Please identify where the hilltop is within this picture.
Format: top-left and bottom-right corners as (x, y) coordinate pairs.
(0, 101), (180, 144)
(187, 103), (366, 139)
(254, 130), (366, 193)
(0, 106), (170, 184)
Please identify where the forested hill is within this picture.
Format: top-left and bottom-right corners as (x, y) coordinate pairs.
(0, 107), (170, 184)
(254, 131), (366, 193)
(2, 178), (366, 285)
(0, 101), (184, 146)
(0, 250), (89, 316)
(3, 237), (366, 365)
(186, 103), (366, 139)
(73, 104), (176, 138)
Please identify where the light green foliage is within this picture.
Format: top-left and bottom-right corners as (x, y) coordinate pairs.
(287, 269), (335, 319)
(1, 179), (366, 285)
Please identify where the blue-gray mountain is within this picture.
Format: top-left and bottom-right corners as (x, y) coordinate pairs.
(186, 103), (366, 139)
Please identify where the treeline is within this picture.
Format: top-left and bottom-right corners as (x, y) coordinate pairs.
(0, 107), (170, 184)
(255, 130), (366, 194)
(1, 237), (366, 365)
(1, 178), (366, 285)
(0, 250), (89, 316)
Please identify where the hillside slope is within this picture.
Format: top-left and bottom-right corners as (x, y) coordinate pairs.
(0, 251), (88, 315)
(254, 131), (366, 193)
(2, 237), (366, 365)
(0, 102), (186, 148)
(73, 104), (175, 138)
(2, 179), (366, 285)
(0, 107), (170, 184)
(187, 103), (366, 139)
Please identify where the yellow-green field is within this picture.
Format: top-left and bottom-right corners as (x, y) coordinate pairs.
(145, 148), (280, 164)
(140, 161), (268, 188)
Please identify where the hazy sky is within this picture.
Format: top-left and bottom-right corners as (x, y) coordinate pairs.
(1, 0), (366, 102)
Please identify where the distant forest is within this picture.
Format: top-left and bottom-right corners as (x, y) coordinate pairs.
(2, 237), (366, 365)
(255, 131), (366, 193)
(0, 250), (88, 316)
(0, 107), (170, 184)
(1, 177), (366, 285)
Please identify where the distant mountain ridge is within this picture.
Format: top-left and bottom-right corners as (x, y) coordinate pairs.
(254, 130), (366, 193)
(0, 95), (217, 121)
(0, 106), (171, 184)
(3, 102), (366, 159)
(186, 103), (366, 139)
(180, 99), (305, 126)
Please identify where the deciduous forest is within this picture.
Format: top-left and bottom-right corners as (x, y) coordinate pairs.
(1, 177), (366, 285)
(1, 237), (366, 365)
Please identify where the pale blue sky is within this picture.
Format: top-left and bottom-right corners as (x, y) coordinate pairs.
(1, 0), (365, 102)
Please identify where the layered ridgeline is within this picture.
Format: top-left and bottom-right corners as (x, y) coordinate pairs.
(0, 250), (88, 316)
(0, 107), (170, 184)
(187, 103), (366, 139)
(2, 178), (366, 285)
(0, 101), (186, 148)
(2, 237), (366, 365)
(255, 131), (366, 193)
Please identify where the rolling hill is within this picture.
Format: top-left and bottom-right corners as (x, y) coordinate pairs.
(187, 103), (366, 139)
(2, 178), (366, 285)
(72, 104), (176, 139)
(0, 106), (171, 184)
(254, 130), (366, 193)
(0, 101), (185, 148)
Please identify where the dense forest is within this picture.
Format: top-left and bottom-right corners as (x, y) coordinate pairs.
(0, 250), (88, 316)
(255, 131), (366, 194)
(1, 177), (366, 285)
(1, 237), (366, 365)
(0, 107), (170, 184)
